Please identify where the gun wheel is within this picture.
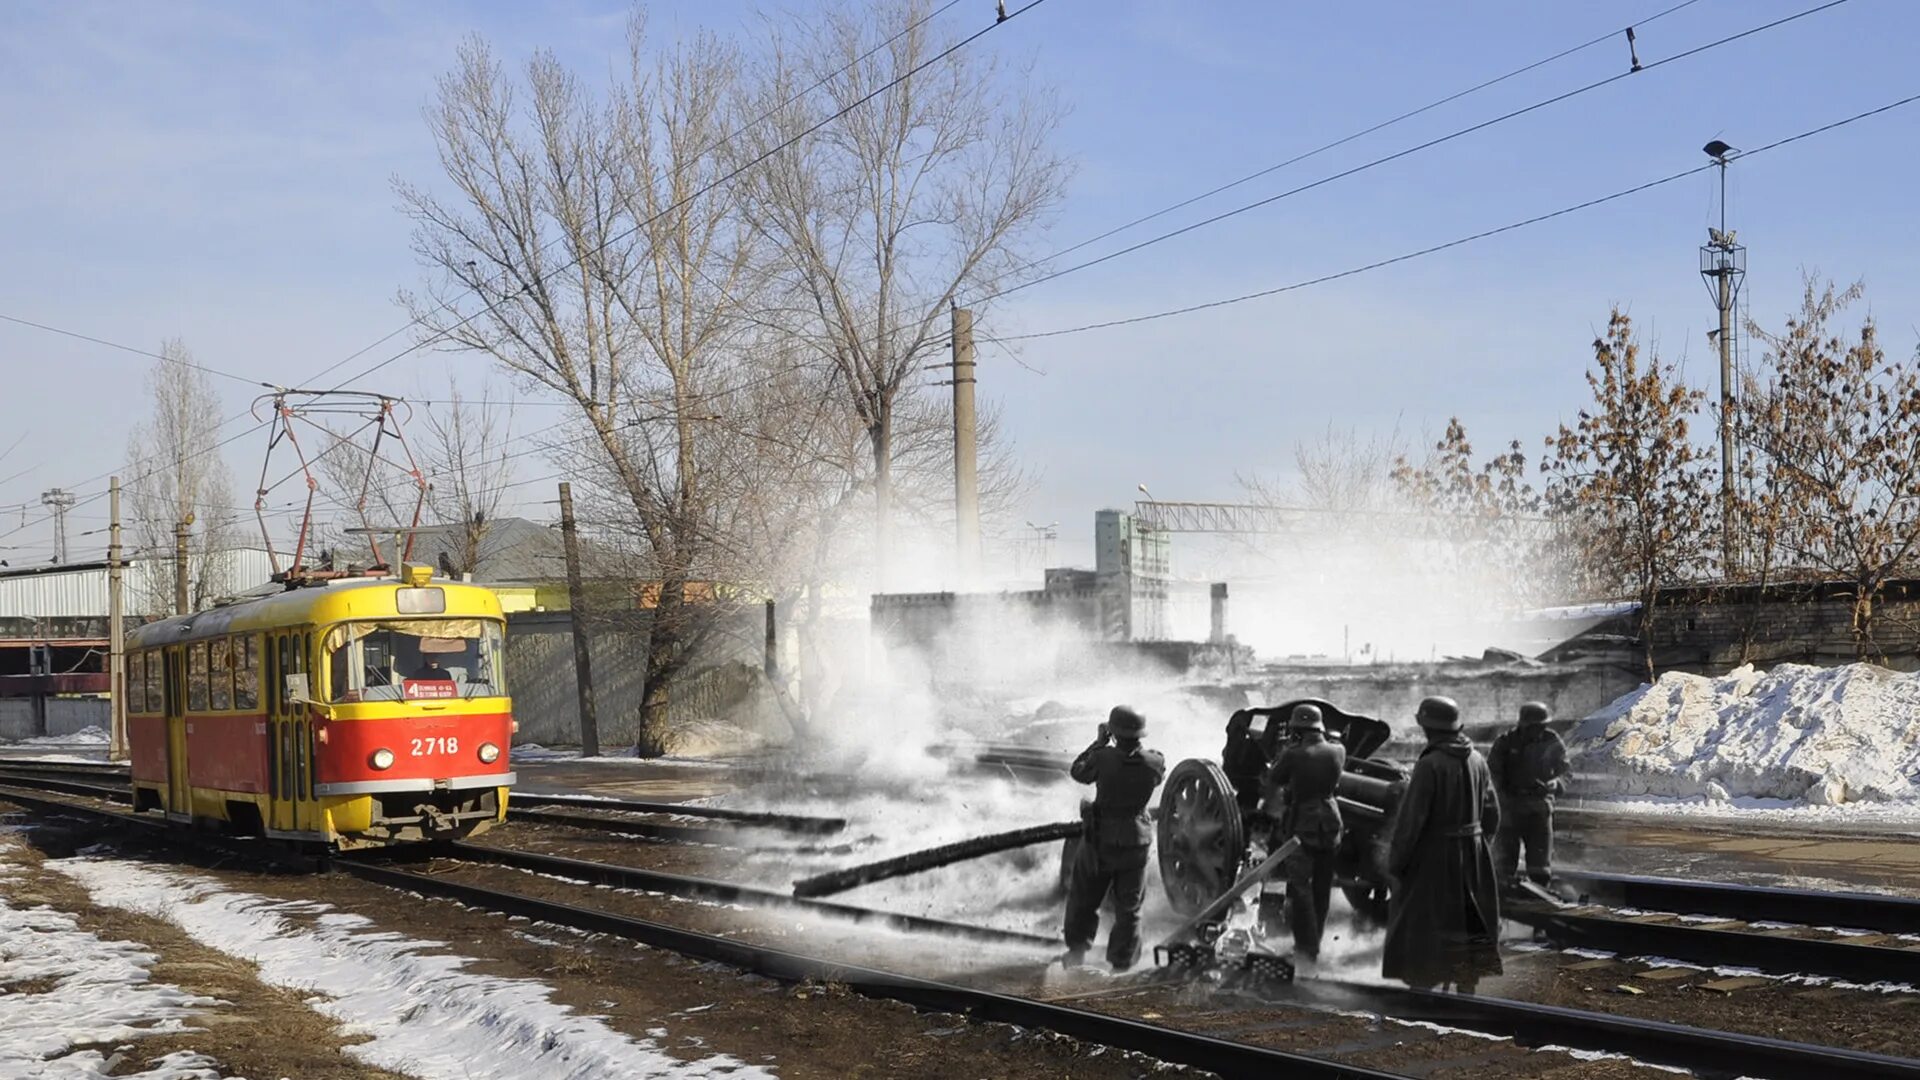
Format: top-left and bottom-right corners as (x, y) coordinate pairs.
(1157, 758), (1245, 916)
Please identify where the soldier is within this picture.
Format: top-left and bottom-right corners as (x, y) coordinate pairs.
(1383, 696), (1503, 993)
(1063, 705), (1167, 971)
(1260, 703), (1346, 961)
(1490, 701), (1570, 888)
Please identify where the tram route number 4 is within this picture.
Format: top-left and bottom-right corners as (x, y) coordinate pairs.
(403, 679), (458, 701)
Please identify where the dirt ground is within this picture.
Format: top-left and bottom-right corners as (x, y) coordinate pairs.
(0, 804), (1181, 1080)
(471, 814), (1920, 1062)
(0, 818), (409, 1080)
(1561, 811), (1920, 895)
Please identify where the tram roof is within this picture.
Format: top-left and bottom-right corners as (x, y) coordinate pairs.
(127, 576), (505, 649)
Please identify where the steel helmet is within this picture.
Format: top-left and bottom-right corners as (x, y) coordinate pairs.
(1415, 696), (1462, 732)
(1107, 705), (1146, 737)
(1519, 701), (1551, 726)
(1289, 703), (1325, 732)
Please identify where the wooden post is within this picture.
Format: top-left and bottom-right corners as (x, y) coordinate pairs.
(108, 477), (127, 761)
(557, 483), (600, 757)
(951, 305), (980, 586)
(763, 598), (778, 681)
(173, 516), (193, 615)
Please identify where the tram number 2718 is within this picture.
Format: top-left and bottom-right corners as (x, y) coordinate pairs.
(411, 737), (460, 756)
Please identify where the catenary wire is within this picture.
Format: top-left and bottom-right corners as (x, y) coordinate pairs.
(1023, 0), (1709, 272)
(970, 0), (1853, 306)
(986, 90), (1920, 342)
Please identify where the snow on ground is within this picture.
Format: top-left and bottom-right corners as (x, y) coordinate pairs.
(1571, 663), (1920, 807)
(0, 835), (223, 1080)
(3, 726), (110, 747)
(52, 855), (774, 1080)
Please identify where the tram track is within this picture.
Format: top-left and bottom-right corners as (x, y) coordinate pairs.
(6, 777), (1919, 1077)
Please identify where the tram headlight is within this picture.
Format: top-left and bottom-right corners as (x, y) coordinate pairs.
(477, 742), (501, 764)
(369, 748), (395, 771)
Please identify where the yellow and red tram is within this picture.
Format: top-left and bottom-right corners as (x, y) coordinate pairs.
(125, 567), (514, 848)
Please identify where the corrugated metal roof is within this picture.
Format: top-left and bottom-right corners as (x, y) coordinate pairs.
(0, 549), (277, 618)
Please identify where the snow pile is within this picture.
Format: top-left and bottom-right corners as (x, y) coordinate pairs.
(1571, 663), (1920, 805)
(54, 856), (774, 1080)
(0, 839), (222, 1079)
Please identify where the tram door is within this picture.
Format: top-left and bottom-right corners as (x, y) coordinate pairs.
(267, 631), (310, 836)
(163, 646), (191, 818)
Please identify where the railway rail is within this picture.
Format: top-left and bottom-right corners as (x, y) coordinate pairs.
(6, 775), (1920, 1078)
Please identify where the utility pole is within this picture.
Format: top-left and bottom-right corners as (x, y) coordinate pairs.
(950, 304), (980, 585)
(108, 477), (126, 761)
(557, 482), (600, 758)
(173, 514), (194, 616)
(1701, 139), (1746, 577)
(40, 488), (75, 563)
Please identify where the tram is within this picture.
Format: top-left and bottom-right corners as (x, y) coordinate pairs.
(124, 566), (515, 848)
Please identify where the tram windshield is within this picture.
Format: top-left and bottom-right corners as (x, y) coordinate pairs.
(323, 619), (507, 702)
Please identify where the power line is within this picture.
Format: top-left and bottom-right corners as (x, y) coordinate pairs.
(988, 90), (1920, 343)
(1020, 0), (1709, 275)
(312, 0), (994, 394)
(0, 313), (264, 387)
(971, 0), (1853, 306)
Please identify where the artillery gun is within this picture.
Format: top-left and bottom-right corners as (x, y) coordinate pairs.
(1156, 698), (1407, 926)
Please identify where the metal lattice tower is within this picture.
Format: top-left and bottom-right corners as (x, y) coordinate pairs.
(39, 488), (76, 563)
(1700, 139), (1747, 576)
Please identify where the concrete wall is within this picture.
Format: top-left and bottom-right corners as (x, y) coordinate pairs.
(0, 697), (110, 742)
(503, 608), (772, 749)
(1650, 583), (1920, 673)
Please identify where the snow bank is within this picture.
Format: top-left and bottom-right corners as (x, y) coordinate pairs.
(1571, 663), (1920, 805)
(54, 857), (774, 1080)
(0, 839), (222, 1079)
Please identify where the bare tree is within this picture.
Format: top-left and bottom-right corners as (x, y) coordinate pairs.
(1541, 310), (1717, 679)
(420, 384), (517, 576)
(1391, 419), (1563, 609)
(1740, 278), (1920, 656)
(124, 339), (240, 614)
(735, 0), (1069, 586)
(399, 24), (761, 754)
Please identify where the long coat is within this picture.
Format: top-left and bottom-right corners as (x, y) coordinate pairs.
(1382, 734), (1504, 988)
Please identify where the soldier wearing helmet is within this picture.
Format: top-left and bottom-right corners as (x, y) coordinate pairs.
(1258, 702), (1347, 961)
(1489, 701), (1570, 888)
(1063, 705), (1166, 971)
(1382, 696), (1503, 993)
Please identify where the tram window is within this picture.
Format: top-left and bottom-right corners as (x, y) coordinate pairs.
(323, 620), (506, 701)
(209, 639), (232, 711)
(125, 651), (142, 713)
(235, 636), (258, 710)
(187, 642), (209, 712)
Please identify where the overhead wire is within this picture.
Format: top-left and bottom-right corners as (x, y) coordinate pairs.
(1020, 0), (1709, 274)
(987, 90), (1920, 342)
(1, 0), (1010, 545)
(315, 0), (1004, 393)
(970, 0), (1854, 306)
(0, 313), (265, 387)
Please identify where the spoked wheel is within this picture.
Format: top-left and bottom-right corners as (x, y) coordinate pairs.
(1156, 759), (1246, 916)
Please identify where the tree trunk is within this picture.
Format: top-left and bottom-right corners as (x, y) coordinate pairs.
(1636, 588), (1658, 684)
(871, 416), (893, 591)
(1853, 582), (1879, 662)
(635, 576), (687, 758)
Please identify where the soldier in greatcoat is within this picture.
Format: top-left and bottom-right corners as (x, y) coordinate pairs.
(1062, 705), (1166, 971)
(1382, 696), (1503, 993)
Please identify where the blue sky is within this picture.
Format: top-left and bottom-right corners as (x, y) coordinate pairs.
(1, 0), (1913, 570)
